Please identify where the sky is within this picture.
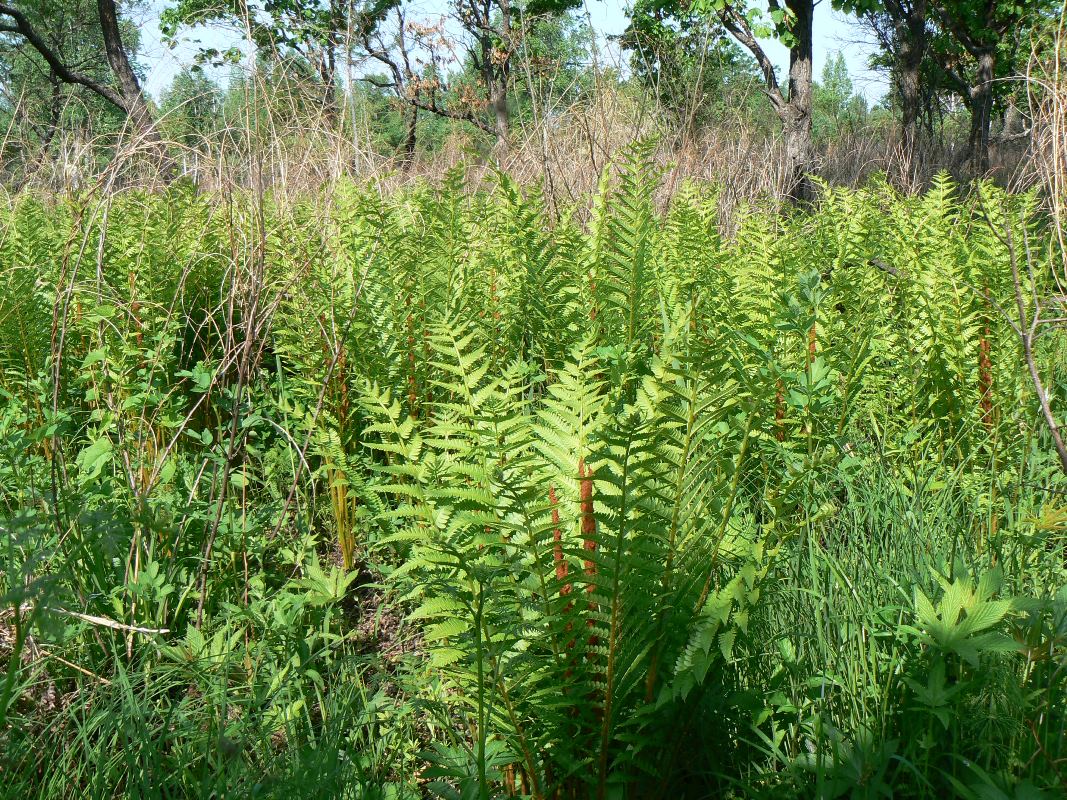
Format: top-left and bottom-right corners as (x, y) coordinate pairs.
(131, 0), (889, 104)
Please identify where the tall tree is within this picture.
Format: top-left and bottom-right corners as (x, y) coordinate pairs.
(0, 0), (156, 138)
(854, 0), (1055, 172)
(165, 0), (583, 152)
(356, 1), (585, 155)
(686, 0), (817, 202)
(159, 67), (221, 146)
(456, 0), (514, 144)
(622, 0), (764, 138)
(0, 0), (118, 164)
(357, 9), (478, 164)
(96, 0), (153, 131)
(927, 0), (1047, 172)
(162, 0), (399, 127)
(846, 0), (930, 166)
(812, 51), (867, 143)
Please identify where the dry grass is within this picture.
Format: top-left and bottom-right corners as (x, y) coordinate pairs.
(1028, 3), (1067, 293)
(0, 34), (1056, 233)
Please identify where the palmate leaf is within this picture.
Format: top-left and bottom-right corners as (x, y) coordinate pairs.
(907, 568), (1023, 667)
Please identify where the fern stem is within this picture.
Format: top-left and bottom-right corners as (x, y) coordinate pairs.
(645, 386), (699, 703)
(594, 438), (635, 800)
(579, 459), (599, 656)
(550, 485), (570, 591)
(480, 615), (545, 800)
(695, 416), (754, 615)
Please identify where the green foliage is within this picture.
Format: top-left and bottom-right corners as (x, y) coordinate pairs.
(622, 2), (766, 133)
(0, 0), (141, 181)
(1, 150), (1066, 797)
(159, 68), (223, 146)
(813, 53), (868, 143)
(161, 0), (399, 54)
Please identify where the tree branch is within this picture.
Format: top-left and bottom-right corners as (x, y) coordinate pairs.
(359, 75), (398, 90)
(0, 2), (127, 111)
(406, 96), (494, 134)
(1009, 226), (1067, 475)
(868, 258), (904, 278)
(929, 2), (980, 54)
(717, 5), (786, 114)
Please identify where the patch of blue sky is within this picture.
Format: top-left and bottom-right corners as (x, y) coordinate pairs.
(132, 0), (888, 104)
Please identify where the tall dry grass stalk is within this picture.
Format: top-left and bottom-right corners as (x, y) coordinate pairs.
(1029, 2), (1067, 292)
(2, 9), (1058, 230)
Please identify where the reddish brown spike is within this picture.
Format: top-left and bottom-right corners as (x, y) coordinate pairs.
(551, 482), (577, 679)
(490, 270), (501, 321)
(578, 458), (597, 583)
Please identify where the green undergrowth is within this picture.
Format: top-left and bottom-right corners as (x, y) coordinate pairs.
(1, 144), (1066, 798)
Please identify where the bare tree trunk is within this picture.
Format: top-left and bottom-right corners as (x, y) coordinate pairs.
(490, 76), (509, 144)
(898, 1), (927, 170)
(969, 48), (996, 174)
(96, 0), (154, 134)
(321, 0), (341, 129)
(782, 0), (814, 203)
(483, 0), (512, 150)
(899, 63), (920, 161)
(715, 0), (815, 204)
(98, 0), (176, 179)
(479, 31), (510, 150)
(782, 109), (812, 203)
(318, 60), (339, 128)
(314, 33), (340, 130)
